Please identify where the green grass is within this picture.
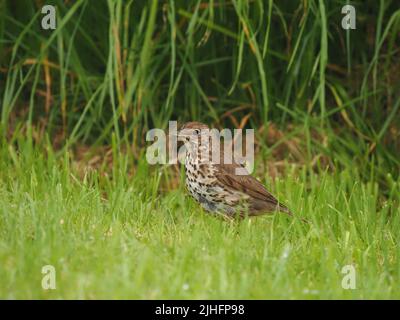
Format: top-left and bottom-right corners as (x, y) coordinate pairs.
(1, 1), (400, 183)
(0, 141), (399, 299)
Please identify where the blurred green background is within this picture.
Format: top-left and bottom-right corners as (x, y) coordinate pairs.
(1, 0), (399, 183)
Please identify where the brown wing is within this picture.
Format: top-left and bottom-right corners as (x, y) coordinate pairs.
(214, 161), (292, 216)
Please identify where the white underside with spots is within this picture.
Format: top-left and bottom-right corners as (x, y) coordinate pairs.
(184, 144), (249, 216)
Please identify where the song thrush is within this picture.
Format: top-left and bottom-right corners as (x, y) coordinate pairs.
(178, 121), (293, 218)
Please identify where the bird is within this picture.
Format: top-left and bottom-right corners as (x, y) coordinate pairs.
(177, 121), (295, 219)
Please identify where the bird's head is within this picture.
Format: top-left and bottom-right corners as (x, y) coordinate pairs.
(177, 122), (210, 148)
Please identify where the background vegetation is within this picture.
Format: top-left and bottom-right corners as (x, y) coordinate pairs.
(0, 0), (399, 299)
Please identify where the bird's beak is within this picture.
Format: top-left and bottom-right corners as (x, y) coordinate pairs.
(176, 128), (192, 140)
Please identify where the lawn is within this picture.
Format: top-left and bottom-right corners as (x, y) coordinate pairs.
(0, 141), (398, 299)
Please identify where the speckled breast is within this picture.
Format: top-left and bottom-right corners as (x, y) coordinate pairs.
(184, 150), (246, 215)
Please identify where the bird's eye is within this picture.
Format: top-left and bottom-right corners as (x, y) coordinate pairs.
(194, 129), (200, 135)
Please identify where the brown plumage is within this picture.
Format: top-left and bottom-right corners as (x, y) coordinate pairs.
(178, 121), (294, 218)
